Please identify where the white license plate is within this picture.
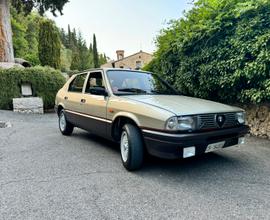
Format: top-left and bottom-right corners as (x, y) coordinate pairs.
(205, 141), (225, 153)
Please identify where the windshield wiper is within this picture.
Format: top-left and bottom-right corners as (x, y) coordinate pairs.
(117, 88), (148, 94)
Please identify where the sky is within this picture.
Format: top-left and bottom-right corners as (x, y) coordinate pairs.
(48, 0), (193, 60)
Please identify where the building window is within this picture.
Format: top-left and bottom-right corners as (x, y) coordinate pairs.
(120, 66), (124, 69)
(135, 61), (142, 70)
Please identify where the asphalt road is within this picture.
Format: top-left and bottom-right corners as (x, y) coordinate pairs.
(1, 110), (270, 220)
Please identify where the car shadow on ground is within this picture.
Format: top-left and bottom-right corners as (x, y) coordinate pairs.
(142, 153), (239, 173)
(72, 129), (120, 152)
(72, 129), (244, 177)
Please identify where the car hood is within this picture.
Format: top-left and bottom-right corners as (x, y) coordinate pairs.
(124, 95), (242, 116)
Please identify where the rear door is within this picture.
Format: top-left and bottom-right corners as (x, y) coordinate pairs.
(80, 71), (110, 137)
(64, 73), (88, 127)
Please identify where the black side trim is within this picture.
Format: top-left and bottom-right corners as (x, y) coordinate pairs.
(65, 110), (111, 139)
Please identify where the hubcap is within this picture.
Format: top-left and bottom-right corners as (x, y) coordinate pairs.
(120, 131), (129, 162)
(59, 113), (66, 131)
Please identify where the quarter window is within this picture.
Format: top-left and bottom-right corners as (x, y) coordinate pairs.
(68, 74), (87, 93)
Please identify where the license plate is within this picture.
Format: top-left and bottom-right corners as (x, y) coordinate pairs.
(205, 141), (225, 153)
(238, 137), (245, 145)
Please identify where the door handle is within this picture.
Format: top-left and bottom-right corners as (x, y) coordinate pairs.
(64, 96), (68, 100)
(81, 99), (86, 103)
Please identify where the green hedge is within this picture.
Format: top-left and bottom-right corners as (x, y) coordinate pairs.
(0, 66), (66, 110)
(145, 0), (270, 104)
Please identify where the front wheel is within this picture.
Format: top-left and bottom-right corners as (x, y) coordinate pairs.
(120, 124), (144, 171)
(59, 110), (74, 136)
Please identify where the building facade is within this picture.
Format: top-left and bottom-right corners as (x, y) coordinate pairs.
(101, 50), (153, 70)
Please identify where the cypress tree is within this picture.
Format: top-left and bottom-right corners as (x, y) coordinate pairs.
(69, 28), (80, 70)
(38, 20), (61, 69)
(59, 28), (67, 47)
(70, 49), (80, 70)
(67, 24), (72, 49)
(87, 43), (94, 68)
(72, 28), (77, 49)
(77, 31), (89, 70)
(89, 43), (93, 53)
(93, 34), (99, 68)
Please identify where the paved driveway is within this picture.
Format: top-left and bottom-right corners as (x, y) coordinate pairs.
(0, 111), (270, 220)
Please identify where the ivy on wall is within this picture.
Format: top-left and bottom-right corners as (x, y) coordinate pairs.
(0, 66), (65, 110)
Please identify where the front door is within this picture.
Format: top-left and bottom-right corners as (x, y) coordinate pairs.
(80, 71), (109, 137)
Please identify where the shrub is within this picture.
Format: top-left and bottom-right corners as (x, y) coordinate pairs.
(0, 66), (66, 110)
(66, 69), (79, 78)
(146, 0), (270, 104)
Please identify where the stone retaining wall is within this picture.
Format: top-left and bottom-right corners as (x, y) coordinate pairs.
(241, 103), (270, 139)
(13, 97), (44, 114)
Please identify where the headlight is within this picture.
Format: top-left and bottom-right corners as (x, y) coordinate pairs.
(236, 112), (245, 124)
(165, 116), (196, 131)
(166, 117), (178, 130)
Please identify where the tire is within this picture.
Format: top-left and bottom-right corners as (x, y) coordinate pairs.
(59, 110), (74, 136)
(120, 124), (144, 171)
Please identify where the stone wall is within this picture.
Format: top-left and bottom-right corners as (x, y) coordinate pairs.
(13, 97), (44, 114)
(241, 103), (270, 139)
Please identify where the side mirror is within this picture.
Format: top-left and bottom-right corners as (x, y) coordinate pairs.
(103, 90), (108, 97)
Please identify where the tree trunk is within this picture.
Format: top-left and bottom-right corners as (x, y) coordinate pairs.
(0, 0), (14, 62)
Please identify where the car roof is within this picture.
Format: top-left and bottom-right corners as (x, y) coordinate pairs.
(72, 68), (152, 76)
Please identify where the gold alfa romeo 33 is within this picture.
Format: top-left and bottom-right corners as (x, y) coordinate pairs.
(55, 68), (249, 171)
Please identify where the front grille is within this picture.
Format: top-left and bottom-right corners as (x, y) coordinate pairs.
(198, 112), (238, 130)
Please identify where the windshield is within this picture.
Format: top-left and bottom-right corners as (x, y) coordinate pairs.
(106, 70), (178, 96)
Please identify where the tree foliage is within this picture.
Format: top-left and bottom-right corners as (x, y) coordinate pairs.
(11, 7), (107, 71)
(11, 8), (43, 65)
(145, 0), (270, 104)
(60, 45), (72, 72)
(99, 53), (107, 66)
(60, 29), (107, 70)
(11, 0), (69, 15)
(38, 19), (61, 69)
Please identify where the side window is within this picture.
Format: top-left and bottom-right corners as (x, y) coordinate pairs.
(68, 74), (87, 93)
(85, 72), (105, 95)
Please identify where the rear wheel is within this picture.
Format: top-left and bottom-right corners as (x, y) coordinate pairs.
(59, 110), (74, 136)
(120, 124), (144, 171)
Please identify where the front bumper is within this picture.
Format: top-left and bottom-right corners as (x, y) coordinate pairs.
(142, 125), (250, 159)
